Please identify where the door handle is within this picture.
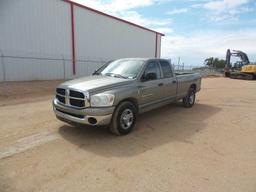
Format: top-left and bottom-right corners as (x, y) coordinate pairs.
(158, 83), (164, 87)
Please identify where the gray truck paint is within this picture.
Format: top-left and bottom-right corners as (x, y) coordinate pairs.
(53, 58), (201, 126)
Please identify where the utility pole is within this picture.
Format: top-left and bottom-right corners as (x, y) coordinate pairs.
(177, 57), (180, 70)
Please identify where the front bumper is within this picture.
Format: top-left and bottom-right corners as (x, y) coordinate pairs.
(53, 98), (114, 126)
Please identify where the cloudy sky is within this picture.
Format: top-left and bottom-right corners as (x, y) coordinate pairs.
(73, 0), (256, 65)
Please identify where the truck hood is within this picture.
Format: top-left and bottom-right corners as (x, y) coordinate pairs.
(59, 75), (133, 93)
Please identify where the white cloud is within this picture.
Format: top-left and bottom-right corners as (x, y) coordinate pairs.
(161, 29), (256, 65)
(167, 8), (188, 15)
(191, 3), (203, 8)
(119, 11), (172, 27)
(203, 0), (249, 11)
(240, 7), (255, 13)
(194, 0), (253, 21)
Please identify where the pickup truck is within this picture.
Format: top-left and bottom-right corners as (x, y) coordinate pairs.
(53, 58), (201, 135)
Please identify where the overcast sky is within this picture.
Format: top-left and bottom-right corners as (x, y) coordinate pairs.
(73, 0), (256, 66)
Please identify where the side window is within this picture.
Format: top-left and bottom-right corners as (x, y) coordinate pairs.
(159, 60), (173, 78)
(143, 61), (161, 80)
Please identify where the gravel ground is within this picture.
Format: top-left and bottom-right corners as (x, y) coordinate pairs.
(0, 77), (255, 192)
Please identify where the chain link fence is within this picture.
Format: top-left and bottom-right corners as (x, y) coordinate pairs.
(172, 64), (223, 77)
(0, 53), (223, 82)
(0, 53), (107, 82)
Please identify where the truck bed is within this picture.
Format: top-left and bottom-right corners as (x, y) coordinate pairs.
(175, 72), (201, 99)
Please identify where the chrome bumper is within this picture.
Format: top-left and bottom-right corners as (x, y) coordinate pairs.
(53, 98), (114, 126)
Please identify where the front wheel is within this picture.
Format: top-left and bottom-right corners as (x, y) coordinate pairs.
(110, 101), (137, 135)
(182, 89), (196, 108)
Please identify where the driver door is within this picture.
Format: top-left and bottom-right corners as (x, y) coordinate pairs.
(139, 60), (164, 108)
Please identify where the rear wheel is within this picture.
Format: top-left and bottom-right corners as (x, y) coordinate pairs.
(110, 101), (137, 135)
(183, 88), (196, 108)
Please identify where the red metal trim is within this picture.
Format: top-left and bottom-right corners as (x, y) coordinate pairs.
(155, 33), (158, 58)
(64, 0), (165, 36)
(70, 3), (76, 75)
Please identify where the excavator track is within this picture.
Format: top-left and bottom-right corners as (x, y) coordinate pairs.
(229, 72), (254, 80)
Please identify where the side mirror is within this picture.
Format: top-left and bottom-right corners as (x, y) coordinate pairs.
(144, 72), (157, 81)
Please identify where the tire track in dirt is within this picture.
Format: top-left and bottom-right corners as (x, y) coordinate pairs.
(0, 131), (60, 159)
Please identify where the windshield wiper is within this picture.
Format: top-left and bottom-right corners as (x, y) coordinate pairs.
(92, 72), (101, 75)
(104, 73), (128, 79)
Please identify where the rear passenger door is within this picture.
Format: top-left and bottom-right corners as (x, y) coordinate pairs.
(159, 60), (177, 100)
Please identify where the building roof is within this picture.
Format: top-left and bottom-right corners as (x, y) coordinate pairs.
(64, 0), (165, 36)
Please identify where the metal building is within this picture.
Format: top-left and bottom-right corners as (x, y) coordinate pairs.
(0, 0), (164, 81)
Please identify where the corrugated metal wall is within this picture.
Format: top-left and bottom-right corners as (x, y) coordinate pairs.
(0, 0), (72, 81)
(75, 5), (157, 60)
(0, 0), (162, 81)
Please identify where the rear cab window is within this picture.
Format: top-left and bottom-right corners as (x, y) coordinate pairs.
(159, 60), (173, 78)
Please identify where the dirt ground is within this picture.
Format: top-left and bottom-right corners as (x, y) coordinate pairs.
(0, 77), (255, 192)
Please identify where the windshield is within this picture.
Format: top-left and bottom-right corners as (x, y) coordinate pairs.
(100, 59), (145, 79)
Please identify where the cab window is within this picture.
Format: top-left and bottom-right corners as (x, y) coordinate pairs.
(159, 60), (173, 78)
(143, 61), (161, 81)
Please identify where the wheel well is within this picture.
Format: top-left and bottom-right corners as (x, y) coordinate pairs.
(190, 84), (196, 91)
(117, 98), (139, 113)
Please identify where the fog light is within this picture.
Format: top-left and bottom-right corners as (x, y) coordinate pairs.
(88, 117), (97, 125)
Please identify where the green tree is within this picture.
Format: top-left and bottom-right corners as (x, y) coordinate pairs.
(204, 57), (225, 69)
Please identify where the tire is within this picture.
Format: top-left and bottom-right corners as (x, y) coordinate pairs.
(182, 88), (196, 108)
(110, 101), (137, 135)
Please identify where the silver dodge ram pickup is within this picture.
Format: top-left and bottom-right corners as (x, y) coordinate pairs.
(53, 58), (201, 135)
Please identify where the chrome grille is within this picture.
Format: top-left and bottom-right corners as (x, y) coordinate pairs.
(69, 90), (84, 98)
(56, 88), (88, 108)
(56, 94), (65, 104)
(56, 88), (65, 95)
(56, 88), (65, 104)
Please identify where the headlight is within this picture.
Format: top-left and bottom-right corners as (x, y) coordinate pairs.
(90, 93), (115, 107)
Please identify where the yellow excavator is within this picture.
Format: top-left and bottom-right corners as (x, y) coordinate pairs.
(224, 49), (256, 80)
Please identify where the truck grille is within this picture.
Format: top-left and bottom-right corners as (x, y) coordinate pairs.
(56, 94), (65, 104)
(70, 98), (84, 107)
(70, 90), (84, 98)
(56, 88), (65, 95)
(56, 88), (88, 108)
